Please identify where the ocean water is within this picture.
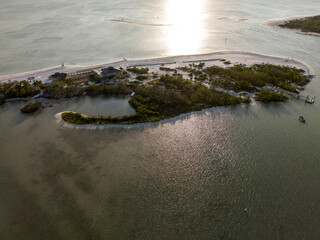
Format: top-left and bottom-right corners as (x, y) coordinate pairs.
(1, 0), (320, 239)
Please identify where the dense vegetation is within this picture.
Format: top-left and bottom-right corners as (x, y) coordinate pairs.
(0, 78), (134, 100)
(280, 15), (320, 33)
(136, 75), (148, 81)
(61, 112), (139, 125)
(204, 63), (309, 93)
(255, 89), (287, 103)
(0, 63), (312, 124)
(159, 67), (177, 73)
(127, 67), (149, 74)
(62, 74), (248, 124)
(0, 80), (40, 99)
(20, 101), (42, 113)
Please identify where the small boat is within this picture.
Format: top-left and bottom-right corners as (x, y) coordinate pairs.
(305, 95), (315, 104)
(299, 116), (305, 123)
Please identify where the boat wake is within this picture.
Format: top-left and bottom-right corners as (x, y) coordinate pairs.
(107, 19), (172, 27)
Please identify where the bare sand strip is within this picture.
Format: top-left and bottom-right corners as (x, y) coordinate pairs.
(0, 50), (314, 83)
(262, 16), (320, 37)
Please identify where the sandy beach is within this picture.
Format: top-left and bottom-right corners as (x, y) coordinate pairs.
(0, 50), (314, 84)
(262, 16), (320, 37)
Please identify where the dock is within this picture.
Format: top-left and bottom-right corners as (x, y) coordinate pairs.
(282, 90), (316, 103)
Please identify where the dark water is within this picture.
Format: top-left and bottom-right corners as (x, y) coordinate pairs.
(1, 97), (320, 239)
(52, 96), (135, 116)
(1, 0), (320, 239)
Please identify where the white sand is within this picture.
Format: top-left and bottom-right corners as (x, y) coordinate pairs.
(0, 50), (313, 83)
(262, 16), (320, 37)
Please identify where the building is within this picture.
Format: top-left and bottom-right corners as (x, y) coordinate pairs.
(67, 70), (93, 84)
(50, 72), (67, 80)
(101, 67), (122, 78)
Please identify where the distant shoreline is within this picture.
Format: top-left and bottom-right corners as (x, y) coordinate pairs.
(262, 15), (320, 37)
(0, 50), (314, 83)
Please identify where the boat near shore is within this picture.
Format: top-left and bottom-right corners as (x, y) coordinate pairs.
(305, 96), (315, 104)
(299, 116), (306, 123)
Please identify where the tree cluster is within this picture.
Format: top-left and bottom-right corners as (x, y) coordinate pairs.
(0, 81), (40, 99)
(127, 67), (149, 74)
(62, 74), (247, 125)
(255, 89), (287, 103)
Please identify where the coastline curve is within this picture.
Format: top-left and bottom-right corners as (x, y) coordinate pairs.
(0, 50), (314, 83)
(262, 15), (320, 37)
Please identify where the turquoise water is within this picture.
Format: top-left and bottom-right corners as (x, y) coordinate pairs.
(1, 0), (320, 239)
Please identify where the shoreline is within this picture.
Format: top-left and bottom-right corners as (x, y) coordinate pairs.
(0, 50), (314, 83)
(55, 105), (238, 130)
(3, 50), (315, 130)
(262, 15), (320, 37)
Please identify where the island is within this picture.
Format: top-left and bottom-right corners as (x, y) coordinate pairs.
(263, 15), (320, 36)
(0, 51), (314, 125)
(20, 101), (42, 113)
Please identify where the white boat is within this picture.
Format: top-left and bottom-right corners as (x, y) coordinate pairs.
(305, 96), (315, 104)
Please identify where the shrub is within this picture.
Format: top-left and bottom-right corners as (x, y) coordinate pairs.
(127, 67), (149, 74)
(20, 101), (42, 113)
(255, 89), (287, 103)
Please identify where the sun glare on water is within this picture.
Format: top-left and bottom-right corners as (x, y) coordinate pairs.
(165, 0), (205, 55)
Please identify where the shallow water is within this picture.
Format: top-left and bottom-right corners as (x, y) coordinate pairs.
(1, 0), (320, 239)
(52, 96), (135, 116)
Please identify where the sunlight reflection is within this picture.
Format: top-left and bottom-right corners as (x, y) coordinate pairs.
(165, 0), (205, 55)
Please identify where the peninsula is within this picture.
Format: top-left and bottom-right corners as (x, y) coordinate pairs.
(263, 15), (320, 36)
(280, 15), (320, 34)
(0, 51), (313, 126)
